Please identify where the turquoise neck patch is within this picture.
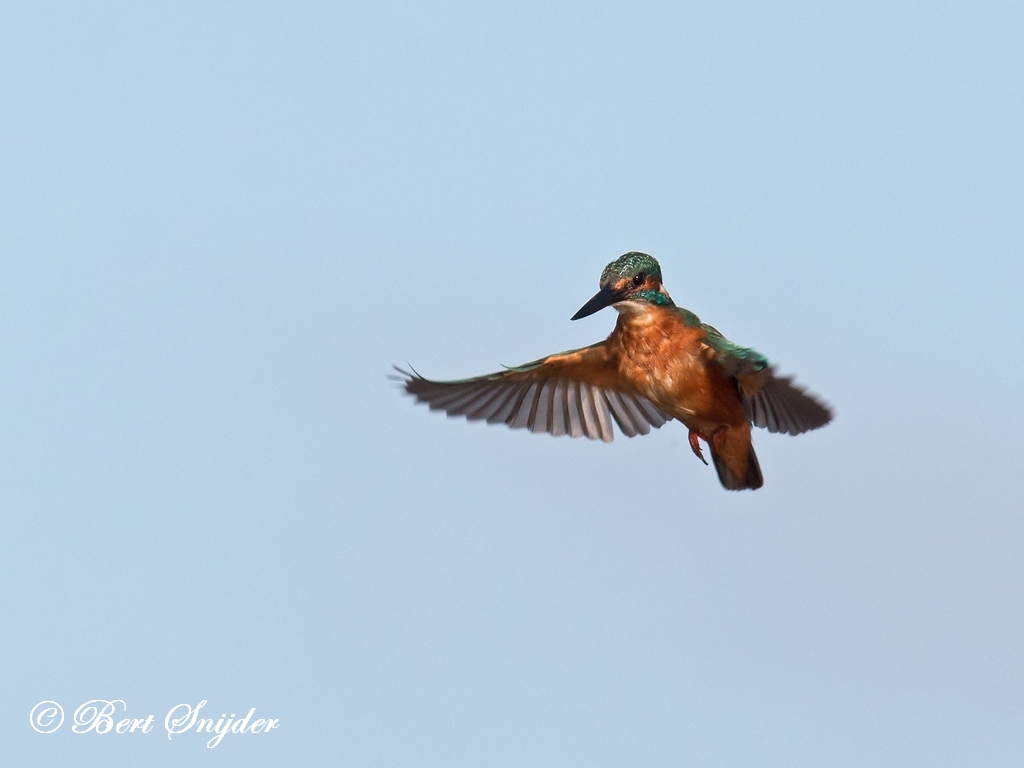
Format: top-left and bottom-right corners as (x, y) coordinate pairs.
(632, 289), (674, 307)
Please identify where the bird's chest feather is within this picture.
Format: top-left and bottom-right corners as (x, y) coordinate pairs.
(608, 305), (707, 406)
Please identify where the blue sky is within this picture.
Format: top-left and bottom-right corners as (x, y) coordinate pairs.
(2, 1), (1022, 765)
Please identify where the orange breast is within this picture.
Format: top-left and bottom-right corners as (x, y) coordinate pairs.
(606, 305), (746, 432)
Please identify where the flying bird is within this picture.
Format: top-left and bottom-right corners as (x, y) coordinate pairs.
(397, 252), (832, 490)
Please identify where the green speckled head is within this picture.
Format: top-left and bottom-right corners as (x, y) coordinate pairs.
(599, 252), (663, 287)
(571, 251), (674, 320)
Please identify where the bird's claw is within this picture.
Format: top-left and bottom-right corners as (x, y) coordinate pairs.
(711, 426), (728, 453)
(688, 430), (709, 465)
(689, 427), (729, 465)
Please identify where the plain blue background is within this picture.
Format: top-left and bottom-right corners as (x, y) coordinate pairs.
(2, 1), (1022, 765)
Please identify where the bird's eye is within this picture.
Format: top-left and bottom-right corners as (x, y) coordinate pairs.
(632, 273), (646, 287)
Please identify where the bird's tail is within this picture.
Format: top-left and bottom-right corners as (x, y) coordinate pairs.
(710, 427), (763, 491)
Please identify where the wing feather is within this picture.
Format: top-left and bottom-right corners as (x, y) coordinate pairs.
(578, 382), (599, 439)
(527, 381), (551, 433)
(396, 343), (670, 441)
(449, 384), (501, 417)
(603, 389), (636, 436)
(430, 384), (488, 413)
(550, 380), (567, 436)
(635, 396), (670, 428)
(507, 382), (538, 429)
(701, 323), (832, 436)
(737, 367), (832, 435)
(565, 380), (583, 437)
(621, 394), (654, 435)
(491, 382), (527, 425)
(590, 384), (614, 442)
(467, 385), (508, 420)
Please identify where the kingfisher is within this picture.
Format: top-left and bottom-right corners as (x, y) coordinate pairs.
(397, 251), (832, 490)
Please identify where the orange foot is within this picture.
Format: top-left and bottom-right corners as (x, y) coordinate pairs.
(688, 427), (728, 466)
(688, 430), (709, 465)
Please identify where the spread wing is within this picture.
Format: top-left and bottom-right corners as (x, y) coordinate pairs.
(396, 343), (671, 443)
(700, 324), (833, 436)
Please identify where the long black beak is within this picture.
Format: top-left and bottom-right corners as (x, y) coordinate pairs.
(571, 285), (627, 320)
